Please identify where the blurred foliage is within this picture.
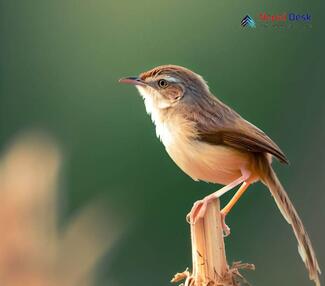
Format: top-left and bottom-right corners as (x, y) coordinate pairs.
(0, 1), (324, 285)
(0, 133), (121, 286)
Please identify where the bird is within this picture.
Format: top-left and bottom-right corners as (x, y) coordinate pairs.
(119, 64), (320, 285)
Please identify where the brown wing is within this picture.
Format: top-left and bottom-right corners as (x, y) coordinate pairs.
(189, 95), (289, 164)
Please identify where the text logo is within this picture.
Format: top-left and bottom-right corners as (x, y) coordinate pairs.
(241, 15), (256, 28)
(259, 12), (311, 22)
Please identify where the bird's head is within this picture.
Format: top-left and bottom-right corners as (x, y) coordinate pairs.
(119, 65), (210, 112)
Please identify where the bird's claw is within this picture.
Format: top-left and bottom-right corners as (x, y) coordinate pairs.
(186, 198), (209, 224)
(186, 199), (231, 237)
(220, 211), (231, 237)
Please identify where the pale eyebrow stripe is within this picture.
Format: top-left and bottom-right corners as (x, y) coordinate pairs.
(164, 76), (180, 83)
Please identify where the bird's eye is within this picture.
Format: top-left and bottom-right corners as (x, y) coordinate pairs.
(158, 79), (168, 88)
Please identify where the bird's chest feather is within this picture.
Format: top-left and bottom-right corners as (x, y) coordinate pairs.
(151, 110), (246, 184)
(154, 117), (175, 147)
(140, 87), (188, 147)
(141, 89), (247, 184)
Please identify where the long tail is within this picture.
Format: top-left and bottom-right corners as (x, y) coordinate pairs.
(263, 166), (321, 286)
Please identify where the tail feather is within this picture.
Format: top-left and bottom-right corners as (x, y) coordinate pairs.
(263, 167), (321, 286)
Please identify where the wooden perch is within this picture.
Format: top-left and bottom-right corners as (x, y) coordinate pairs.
(172, 198), (254, 286)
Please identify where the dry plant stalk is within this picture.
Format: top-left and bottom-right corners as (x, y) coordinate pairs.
(172, 199), (254, 286)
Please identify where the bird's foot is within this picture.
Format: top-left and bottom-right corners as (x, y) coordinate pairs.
(186, 195), (214, 224)
(186, 195), (231, 237)
(220, 210), (231, 237)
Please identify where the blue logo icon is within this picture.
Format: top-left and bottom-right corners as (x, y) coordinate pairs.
(241, 15), (256, 28)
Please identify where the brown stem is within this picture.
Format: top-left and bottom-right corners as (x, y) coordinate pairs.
(172, 198), (254, 286)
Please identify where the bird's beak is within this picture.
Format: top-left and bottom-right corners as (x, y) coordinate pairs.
(119, 76), (146, 86)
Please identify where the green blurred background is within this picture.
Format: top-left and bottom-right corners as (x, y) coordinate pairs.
(1, 1), (324, 285)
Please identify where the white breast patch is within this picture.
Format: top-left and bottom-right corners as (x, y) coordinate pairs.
(136, 86), (175, 146)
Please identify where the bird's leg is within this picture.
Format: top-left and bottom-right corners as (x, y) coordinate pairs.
(187, 169), (250, 227)
(220, 181), (251, 236)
